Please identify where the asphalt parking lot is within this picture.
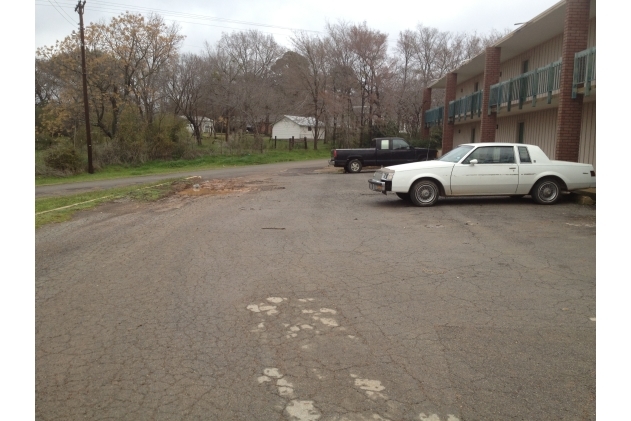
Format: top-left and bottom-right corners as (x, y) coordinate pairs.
(36, 163), (596, 420)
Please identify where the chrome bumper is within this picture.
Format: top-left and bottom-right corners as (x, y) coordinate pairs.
(368, 179), (387, 195)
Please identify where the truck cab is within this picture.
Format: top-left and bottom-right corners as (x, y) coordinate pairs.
(330, 137), (436, 173)
(373, 137), (419, 167)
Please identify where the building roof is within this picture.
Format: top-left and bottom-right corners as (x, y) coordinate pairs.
(429, 0), (596, 89)
(280, 115), (321, 127)
(179, 115), (213, 123)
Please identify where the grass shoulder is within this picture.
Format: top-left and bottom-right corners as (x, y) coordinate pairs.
(36, 178), (190, 228)
(36, 148), (331, 186)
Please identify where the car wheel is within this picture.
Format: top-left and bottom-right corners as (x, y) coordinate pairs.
(396, 192), (411, 201)
(410, 179), (439, 207)
(532, 178), (561, 205)
(347, 159), (362, 173)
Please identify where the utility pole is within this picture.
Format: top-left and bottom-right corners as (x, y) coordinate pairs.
(75, 0), (94, 174)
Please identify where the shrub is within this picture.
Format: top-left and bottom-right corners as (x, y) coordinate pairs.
(93, 141), (147, 166)
(43, 144), (84, 174)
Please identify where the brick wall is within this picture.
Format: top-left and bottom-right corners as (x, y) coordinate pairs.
(480, 46), (501, 142)
(421, 87), (432, 139)
(555, 0), (590, 161)
(442, 74), (457, 153)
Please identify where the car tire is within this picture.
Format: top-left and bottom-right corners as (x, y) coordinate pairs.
(409, 179), (439, 207)
(347, 159), (362, 173)
(396, 192), (411, 201)
(532, 178), (561, 205)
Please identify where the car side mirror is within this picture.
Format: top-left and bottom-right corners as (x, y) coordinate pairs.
(469, 159), (478, 165)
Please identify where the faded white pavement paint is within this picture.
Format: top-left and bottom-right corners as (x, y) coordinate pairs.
(354, 378), (385, 392)
(263, 368), (283, 378)
(317, 317), (339, 327)
(285, 400), (321, 421)
(246, 303), (278, 315)
(248, 297), (461, 421)
(419, 415), (461, 421)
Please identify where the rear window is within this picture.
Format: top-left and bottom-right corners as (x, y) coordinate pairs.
(518, 146), (532, 163)
(392, 139), (409, 150)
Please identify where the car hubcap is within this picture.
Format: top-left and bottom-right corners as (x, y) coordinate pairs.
(539, 182), (558, 202)
(350, 163), (359, 171)
(417, 184), (436, 203)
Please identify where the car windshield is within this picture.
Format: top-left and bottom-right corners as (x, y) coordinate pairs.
(437, 145), (474, 163)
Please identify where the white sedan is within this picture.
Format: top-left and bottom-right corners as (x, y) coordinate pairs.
(368, 143), (596, 206)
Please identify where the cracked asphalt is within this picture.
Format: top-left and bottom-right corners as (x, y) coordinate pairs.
(36, 163), (596, 421)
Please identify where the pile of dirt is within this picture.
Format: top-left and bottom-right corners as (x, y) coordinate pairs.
(177, 176), (279, 197)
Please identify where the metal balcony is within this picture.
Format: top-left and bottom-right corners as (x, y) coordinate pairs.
(448, 91), (483, 122)
(572, 47), (596, 98)
(488, 60), (562, 114)
(424, 106), (444, 127)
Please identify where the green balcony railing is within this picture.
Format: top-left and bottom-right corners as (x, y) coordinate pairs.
(572, 47), (596, 98)
(424, 106), (444, 127)
(488, 60), (562, 114)
(448, 91), (483, 122)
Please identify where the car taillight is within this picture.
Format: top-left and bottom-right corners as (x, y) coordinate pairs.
(590, 170), (596, 177)
(333, 150), (337, 158)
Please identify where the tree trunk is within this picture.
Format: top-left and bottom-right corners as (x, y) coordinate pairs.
(225, 116), (230, 144)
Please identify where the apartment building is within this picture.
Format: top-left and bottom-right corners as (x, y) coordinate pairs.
(423, 0), (596, 169)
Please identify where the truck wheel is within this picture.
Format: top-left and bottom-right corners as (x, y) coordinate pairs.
(410, 180), (439, 207)
(531, 178), (561, 205)
(347, 159), (362, 173)
(396, 193), (411, 201)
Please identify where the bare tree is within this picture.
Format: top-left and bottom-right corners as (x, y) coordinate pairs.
(37, 12), (184, 141)
(290, 31), (329, 149)
(91, 12), (184, 134)
(347, 22), (389, 143)
(326, 21), (358, 147)
(215, 30), (285, 150)
(325, 22), (391, 146)
(165, 53), (211, 145)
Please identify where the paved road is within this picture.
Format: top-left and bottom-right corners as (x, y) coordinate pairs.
(36, 163), (596, 421)
(35, 159), (329, 198)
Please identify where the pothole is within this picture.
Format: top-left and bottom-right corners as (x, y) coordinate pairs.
(178, 177), (280, 196)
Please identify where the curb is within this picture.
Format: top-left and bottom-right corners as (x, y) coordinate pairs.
(570, 188), (596, 205)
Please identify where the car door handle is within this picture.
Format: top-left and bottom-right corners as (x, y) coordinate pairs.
(509, 167), (516, 169)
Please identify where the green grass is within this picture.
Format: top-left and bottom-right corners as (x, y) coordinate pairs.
(36, 147), (331, 186)
(35, 178), (185, 228)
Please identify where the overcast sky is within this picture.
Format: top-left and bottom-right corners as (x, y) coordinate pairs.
(35, 0), (563, 54)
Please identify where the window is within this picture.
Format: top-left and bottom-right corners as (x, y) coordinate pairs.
(462, 146), (515, 164)
(518, 146), (532, 163)
(517, 122), (525, 144)
(380, 139), (389, 150)
(307, 126), (312, 131)
(438, 145), (474, 162)
(470, 127), (476, 143)
(392, 139), (409, 150)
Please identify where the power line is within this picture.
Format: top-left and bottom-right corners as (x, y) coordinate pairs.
(51, 0), (78, 23)
(43, 0), (77, 28)
(90, 0), (322, 33)
(36, 0), (322, 34)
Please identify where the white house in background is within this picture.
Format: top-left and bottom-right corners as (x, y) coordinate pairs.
(271, 115), (324, 140)
(180, 116), (214, 135)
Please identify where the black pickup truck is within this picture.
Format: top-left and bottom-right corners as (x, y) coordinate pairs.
(329, 137), (437, 173)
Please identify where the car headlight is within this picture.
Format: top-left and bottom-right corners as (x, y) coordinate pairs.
(380, 171), (394, 181)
